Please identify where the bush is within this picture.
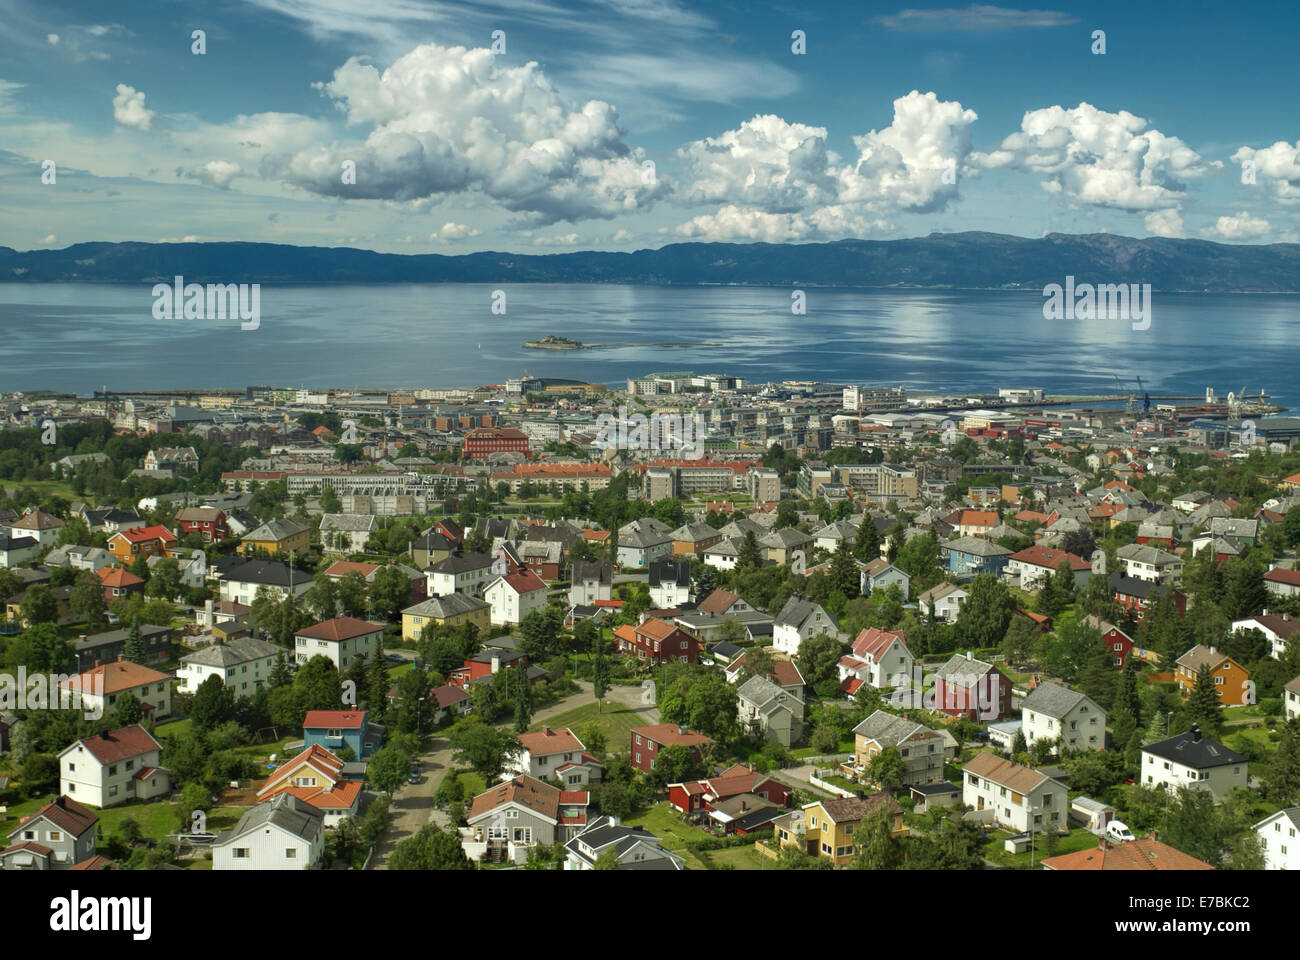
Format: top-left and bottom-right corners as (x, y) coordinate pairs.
(1260, 698), (1283, 717)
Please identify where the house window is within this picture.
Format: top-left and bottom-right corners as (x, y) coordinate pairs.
(50, 831), (62, 841)
(233, 848), (249, 859)
(285, 848), (297, 859)
(821, 842), (832, 855)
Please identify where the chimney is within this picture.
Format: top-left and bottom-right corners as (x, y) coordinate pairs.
(491, 654), (501, 674)
(677, 725), (687, 736)
(55, 796), (66, 808)
(966, 650), (973, 661)
(1190, 723), (1202, 742)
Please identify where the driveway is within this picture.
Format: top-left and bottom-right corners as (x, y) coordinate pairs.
(370, 680), (657, 868)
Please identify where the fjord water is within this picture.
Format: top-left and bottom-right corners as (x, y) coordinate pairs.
(0, 283), (1295, 402)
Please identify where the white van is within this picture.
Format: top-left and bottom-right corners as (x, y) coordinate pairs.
(1105, 820), (1135, 843)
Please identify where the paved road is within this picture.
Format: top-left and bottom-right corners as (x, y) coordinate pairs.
(369, 680), (659, 869)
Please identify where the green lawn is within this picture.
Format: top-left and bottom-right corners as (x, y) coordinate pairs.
(622, 803), (709, 870)
(457, 771), (487, 798)
(527, 700), (644, 752)
(704, 844), (770, 870)
(985, 826), (1099, 869)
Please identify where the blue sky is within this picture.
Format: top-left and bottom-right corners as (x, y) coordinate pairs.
(1, 0), (1297, 252)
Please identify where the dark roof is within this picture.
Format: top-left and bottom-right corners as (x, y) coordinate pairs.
(648, 560), (691, 587)
(213, 556), (301, 587)
(1142, 726), (1246, 769)
(1109, 572), (1179, 600)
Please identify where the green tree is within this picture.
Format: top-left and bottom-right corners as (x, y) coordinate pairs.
(738, 644), (776, 683)
(851, 806), (906, 870)
(190, 674), (237, 731)
(656, 665), (739, 742)
(867, 747), (906, 792)
(513, 666), (533, 734)
(1268, 718), (1300, 805)
(114, 691), (144, 726)
(390, 825), (475, 870)
(853, 517), (881, 564)
(828, 541), (860, 599)
(955, 574), (1016, 650)
(368, 741), (411, 795)
(368, 565), (411, 620)
(736, 531), (762, 571)
(20, 583), (59, 625)
(593, 847), (622, 870)
(796, 633), (843, 692)
(999, 615), (1038, 667)
(1184, 662), (1224, 736)
(903, 811), (984, 870)
(450, 721), (521, 780)
(123, 622), (147, 664)
(69, 573), (107, 625)
(319, 486), (343, 515)
(145, 558), (183, 600)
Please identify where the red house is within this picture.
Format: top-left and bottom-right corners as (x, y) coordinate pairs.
(668, 763), (792, 818)
(429, 518), (463, 546)
(97, 567), (145, 607)
(462, 427), (530, 459)
(612, 618), (699, 666)
(933, 653), (1012, 720)
(1109, 573), (1187, 621)
(629, 723), (712, 774)
(174, 506), (229, 543)
(448, 648), (537, 690)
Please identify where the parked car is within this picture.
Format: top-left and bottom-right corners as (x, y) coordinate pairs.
(1105, 820), (1135, 843)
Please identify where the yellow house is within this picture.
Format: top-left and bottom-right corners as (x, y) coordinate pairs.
(401, 594), (491, 642)
(240, 518), (311, 557)
(772, 794), (906, 866)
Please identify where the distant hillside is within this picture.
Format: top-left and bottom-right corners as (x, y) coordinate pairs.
(3, 232), (1299, 292)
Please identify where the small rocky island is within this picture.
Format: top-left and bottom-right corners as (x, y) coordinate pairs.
(524, 334), (720, 350)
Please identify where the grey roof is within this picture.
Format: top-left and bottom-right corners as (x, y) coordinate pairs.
(427, 551), (494, 573)
(563, 815), (683, 869)
(703, 537), (741, 556)
(215, 793), (323, 846)
(1021, 681), (1097, 720)
(403, 593), (489, 618)
(1117, 543), (1180, 565)
(933, 652), (996, 680)
(76, 624), (172, 653)
(774, 595), (835, 631)
(671, 521), (719, 543)
(942, 536), (1013, 558)
(181, 635), (282, 667)
(244, 517), (310, 541)
(1142, 727), (1246, 769)
(736, 674), (789, 711)
(213, 556), (300, 587)
(852, 709), (929, 744)
(319, 513), (379, 532)
(759, 527), (813, 549)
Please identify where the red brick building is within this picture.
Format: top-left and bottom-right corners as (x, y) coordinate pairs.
(612, 618), (699, 666)
(462, 427), (530, 459)
(629, 723), (712, 774)
(175, 506), (229, 543)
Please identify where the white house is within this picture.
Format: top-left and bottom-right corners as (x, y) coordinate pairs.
(1021, 681), (1107, 754)
(293, 617), (385, 670)
(507, 727), (602, 784)
(569, 560), (613, 606)
(702, 538), (740, 570)
(1140, 725), (1248, 801)
(59, 726), (170, 809)
(1231, 612), (1300, 660)
(425, 552), (497, 598)
(1116, 543), (1183, 584)
(648, 560), (692, 609)
(1007, 546), (1092, 591)
(772, 596), (837, 657)
(10, 508), (63, 547)
(1265, 567), (1300, 599)
(843, 627), (914, 690)
(484, 569), (549, 626)
(1255, 807), (1300, 871)
(0, 535), (40, 568)
(1, 795), (100, 869)
(1287, 676), (1300, 723)
(918, 582), (967, 622)
(962, 752), (1066, 834)
(58, 661), (173, 723)
(319, 513), (379, 553)
(178, 634), (283, 695)
(563, 815), (684, 870)
(212, 793), (325, 870)
(215, 558), (312, 605)
(812, 520), (859, 554)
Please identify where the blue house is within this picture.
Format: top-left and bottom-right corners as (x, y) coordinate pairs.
(941, 536), (1013, 579)
(302, 710), (384, 759)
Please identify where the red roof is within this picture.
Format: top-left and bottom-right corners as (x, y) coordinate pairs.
(852, 627), (905, 661)
(1010, 545), (1091, 571)
(68, 726), (161, 765)
(303, 710), (367, 729)
(517, 727), (585, 757)
(258, 745), (346, 798)
(11, 796), (98, 839)
(264, 781), (363, 811)
(295, 617), (385, 642)
(501, 569), (548, 594)
(1042, 836), (1212, 871)
(61, 661), (170, 695)
(841, 677), (864, 695)
(432, 684), (471, 708)
(633, 723), (712, 749)
(97, 567), (145, 588)
(114, 525), (177, 544)
(1265, 568), (1300, 587)
(323, 561), (380, 579)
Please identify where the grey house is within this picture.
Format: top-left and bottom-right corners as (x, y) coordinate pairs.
(736, 674), (805, 747)
(1, 796), (98, 870)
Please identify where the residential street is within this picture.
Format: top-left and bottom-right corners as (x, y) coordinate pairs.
(369, 679), (659, 869)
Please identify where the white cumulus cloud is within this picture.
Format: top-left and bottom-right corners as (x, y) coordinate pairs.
(112, 84), (156, 131)
(184, 160), (241, 189)
(430, 222), (480, 242)
(973, 102), (1219, 211)
(1144, 209), (1184, 238)
(274, 43), (669, 225)
(1231, 141), (1300, 202)
(1207, 211), (1270, 241)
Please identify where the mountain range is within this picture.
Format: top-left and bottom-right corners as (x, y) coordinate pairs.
(3, 232), (1299, 292)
